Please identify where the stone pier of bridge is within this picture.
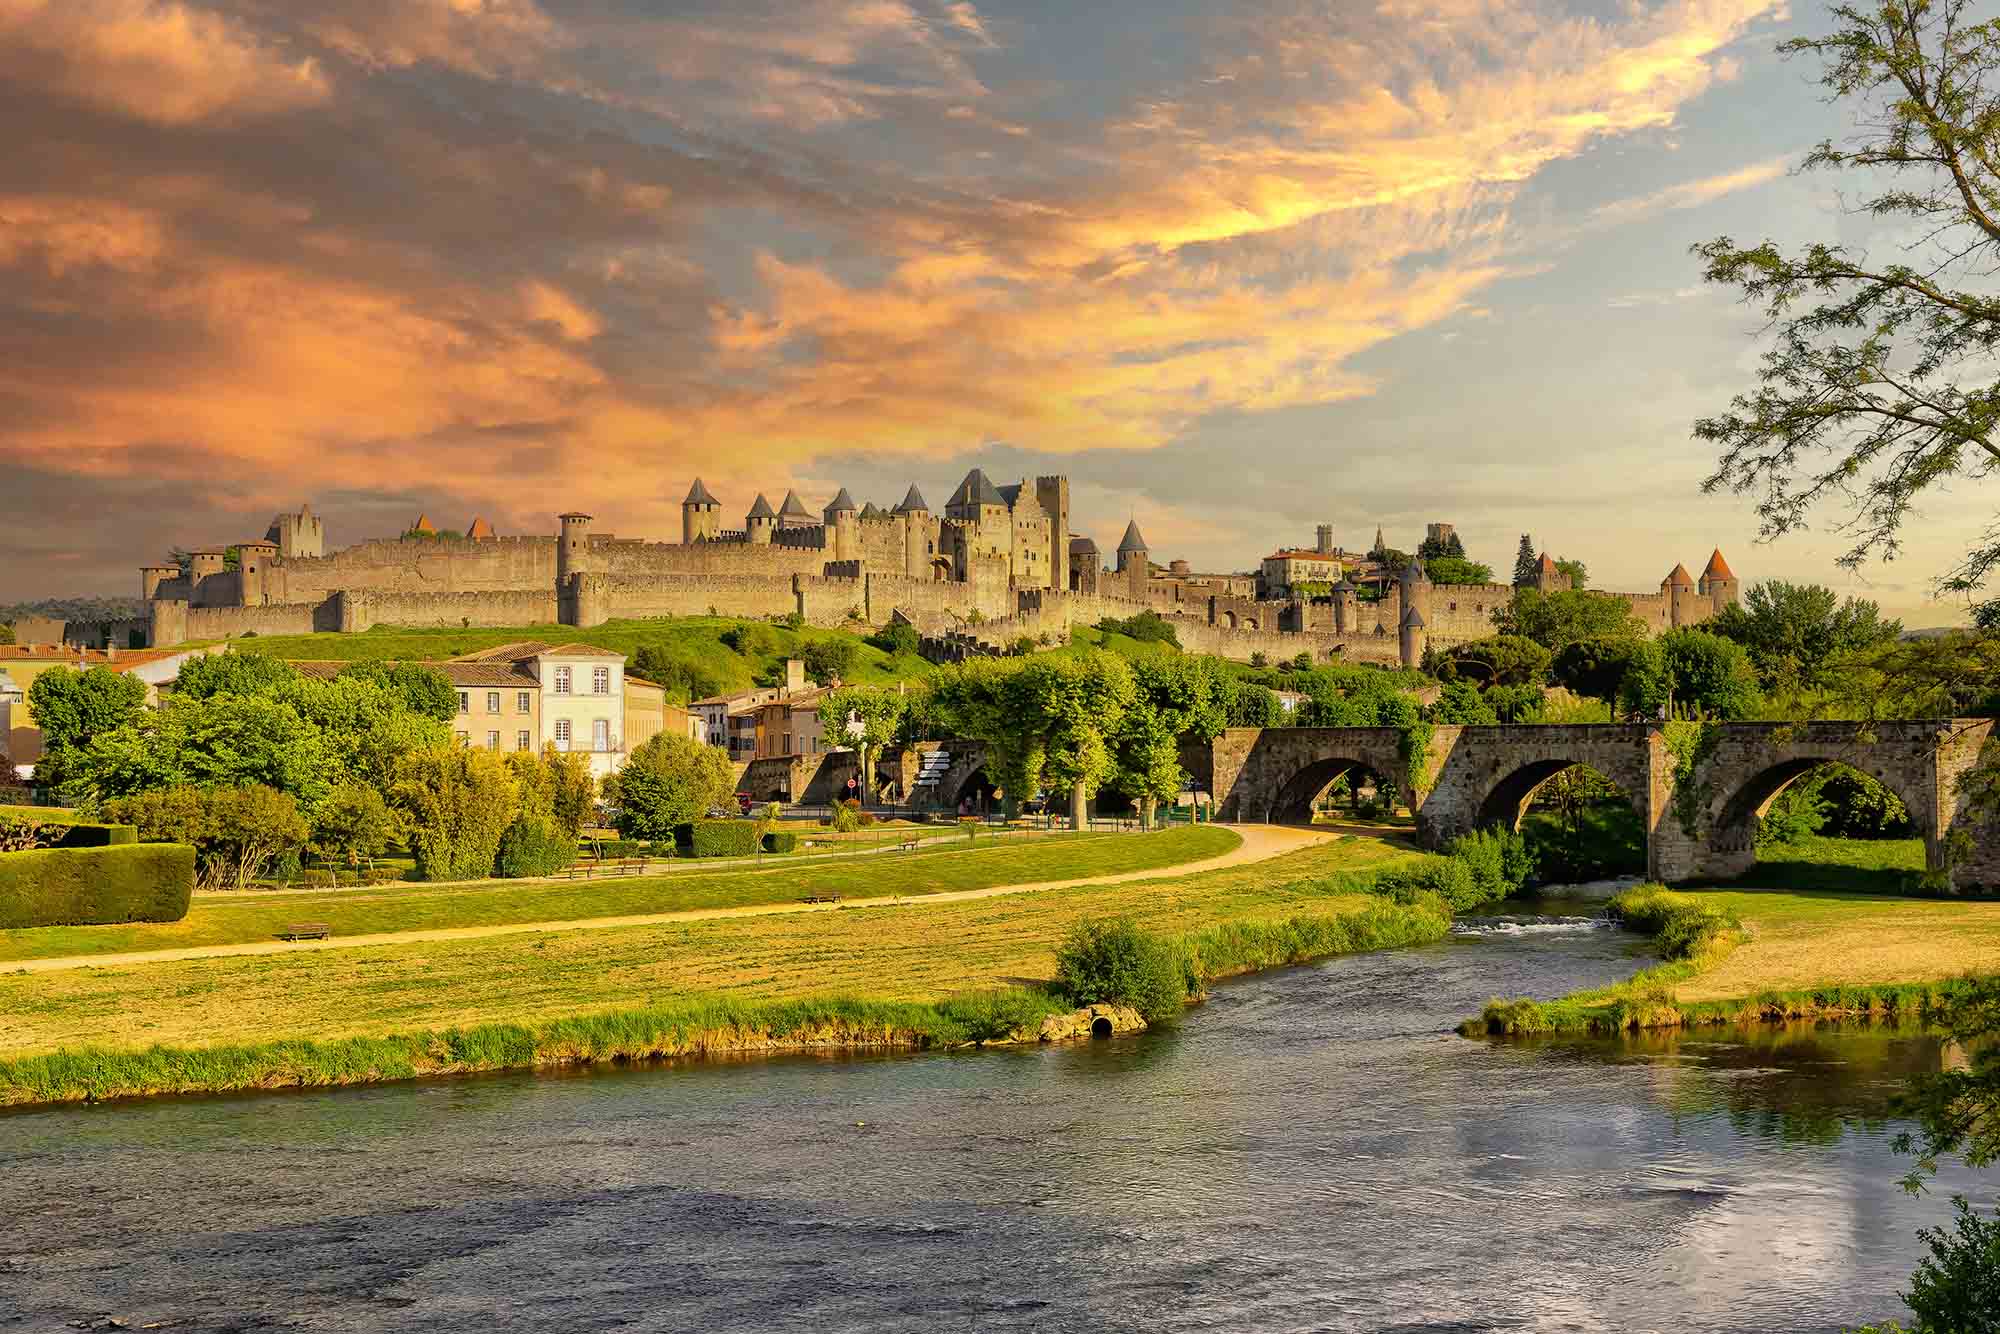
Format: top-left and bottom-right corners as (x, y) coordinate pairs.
(1193, 721), (1999, 891)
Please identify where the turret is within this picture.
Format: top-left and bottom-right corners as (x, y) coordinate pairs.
(745, 493), (777, 545)
(776, 489), (813, 530)
(895, 485), (931, 577)
(189, 548), (227, 582)
(1662, 561), (1698, 628)
(823, 487), (859, 561)
(557, 512), (593, 586)
(466, 516), (495, 540)
(1533, 551), (1565, 595)
(1316, 524), (1335, 555)
(1399, 605), (1428, 670)
(140, 564), (177, 601)
(1117, 519), (1149, 601)
(1331, 576), (1358, 634)
(1036, 476), (1070, 592)
(236, 539), (278, 606)
(1699, 549), (1739, 615)
(682, 478), (721, 545)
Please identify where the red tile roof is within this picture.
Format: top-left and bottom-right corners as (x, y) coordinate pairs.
(289, 658), (540, 687)
(1665, 563), (1695, 587)
(1702, 548), (1734, 580)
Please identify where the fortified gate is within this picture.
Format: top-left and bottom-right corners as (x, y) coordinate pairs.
(1196, 721), (2000, 890)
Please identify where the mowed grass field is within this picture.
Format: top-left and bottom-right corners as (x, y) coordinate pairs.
(0, 826), (1239, 963)
(0, 834), (1423, 1057)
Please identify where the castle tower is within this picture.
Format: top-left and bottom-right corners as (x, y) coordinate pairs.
(269, 503), (324, 558)
(236, 539), (278, 606)
(1399, 556), (1433, 633)
(1533, 551), (1565, 595)
(466, 516), (495, 540)
(1698, 549), (1739, 615)
(1317, 524), (1335, 556)
(189, 548), (227, 582)
(1116, 519), (1149, 602)
(1036, 476), (1070, 592)
(823, 487), (859, 561)
(140, 564), (177, 601)
(1399, 605), (1428, 670)
(1331, 575), (1358, 634)
(745, 493), (776, 545)
(1371, 526), (1387, 559)
(1662, 562), (1697, 628)
(895, 485), (931, 577)
(682, 478), (721, 545)
(776, 490), (813, 529)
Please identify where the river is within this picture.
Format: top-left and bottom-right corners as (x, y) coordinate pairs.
(0, 900), (1987, 1333)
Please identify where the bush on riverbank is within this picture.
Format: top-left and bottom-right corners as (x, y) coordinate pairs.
(1181, 895), (1453, 981)
(1606, 887), (1738, 962)
(1848, 1197), (2000, 1334)
(679, 820), (760, 858)
(494, 816), (576, 878)
(1053, 918), (1190, 1025)
(1364, 829), (1535, 912)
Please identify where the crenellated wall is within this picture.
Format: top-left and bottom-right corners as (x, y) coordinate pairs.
(335, 588), (558, 633)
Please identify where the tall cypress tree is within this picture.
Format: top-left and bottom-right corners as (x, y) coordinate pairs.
(1513, 534), (1537, 586)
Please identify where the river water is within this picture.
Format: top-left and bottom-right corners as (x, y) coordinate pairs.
(0, 902), (1988, 1333)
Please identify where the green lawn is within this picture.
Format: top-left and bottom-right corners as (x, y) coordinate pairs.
(0, 825), (1241, 962)
(223, 616), (932, 692)
(1738, 835), (1928, 893)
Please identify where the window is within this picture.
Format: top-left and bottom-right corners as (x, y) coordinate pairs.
(454, 730), (469, 745)
(457, 691), (469, 714)
(486, 691), (501, 713)
(517, 691), (532, 712)
(592, 666), (610, 695)
(517, 730), (531, 751)
(592, 718), (610, 752)
(554, 719), (571, 750)
(554, 666), (571, 695)
(486, 731), (500, 750)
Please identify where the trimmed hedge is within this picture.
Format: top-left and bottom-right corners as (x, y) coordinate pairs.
(0, 843), (195, 928)
(589, 839), (643, 860)
(56, 823), (138, 848)
(678, 820), (761, 858)
(763, 830), (799, 854)
(495, 816), (578, 878)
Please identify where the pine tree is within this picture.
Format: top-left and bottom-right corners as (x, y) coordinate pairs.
(1513, 534), (1536, 586)
(1446, 532), (1466, 559)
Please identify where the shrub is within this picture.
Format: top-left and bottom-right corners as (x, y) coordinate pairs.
(1445, 827), (1536, 904)
(589, 838), (642, 859)
(1372, 856), (1478, 911)
(108, 784), (308, 890)
(0, 816), (66, 852)
(493, 815), (577, 877)
(309, 782), (399, 868)
(801, 638), (858, 685)
(1888, 1196), (2000, 1333)
(679, 819), (761, 858)
(605, 732), (736, 841)
(391, 746), (520, 882)
(0, 843), (194, 927)
(1607, 887), (1737, 961)
(830, 802), (861, 833)
(763, 829), (799, 854)
(1053, 918), (1190, 1025)
(867, 622), (921, 657)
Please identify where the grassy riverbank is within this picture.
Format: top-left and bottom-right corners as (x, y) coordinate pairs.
(0, 826), (1235, 963)
(1466, 882), (2000, 1036)
(0, 832), (1434, 1105)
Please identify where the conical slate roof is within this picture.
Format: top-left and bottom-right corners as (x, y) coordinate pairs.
(684, 478), (719, 507)
(949, 468), (1005, 508)
(895, 484), (930, 513)
(1117, 519), (1148, 552)
(745, 493), (775, 520)
(1665, 562), (1695, 588)
(1403, 557), (1428, 583)
(410, 513), (437, 533)
(1703, 548), (1735, 580)
(1536, 552), (1559, 575)
(466, 516), (495, 540)
(824, 487), (858, 514)
(1401, 606), (1426, 629)
(860, 501), (884, 520)
(778, 489), (812, 519)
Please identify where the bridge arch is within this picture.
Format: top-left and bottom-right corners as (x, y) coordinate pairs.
(1269, 756), (1397, 824)
(1703, 754), (1934, 875)
(1476, 759), (1646, 832)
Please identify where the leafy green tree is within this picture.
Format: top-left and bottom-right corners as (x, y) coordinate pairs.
(109, 783), (309, 889)
(1097, 610), (1182, 647)
(1551, 635), (1648, 702)
(1619, 629), (1763, 720)
(1428, 680), (1497, 724)
(391, 745), (520, 881)
(817, 686), (906, 801)
(721, 622), (779, 658)
(1513, 534), (1537, 587)
(1224, 680), (1282, 727)
(1116, 657), (1228, 827)
(309, 782), (401, 868)
(1495, 588), (1646, 651)
(1555, 558), (1588, 590)
(0, 622), (13, 646)
(1437, 635), (1553, 687)
(25, 666), (146, 793)
(1484, 682), (1547, 723)
(1418, 531), (1468, 561)
(1026, 653), (1136, 828)
(800, 637), (858, 685)
(1707, 579), (1902, 692)
(1424, 556), (1495, 586)
(929, 658), (1049, 817)
(65, 691), (339, 809)
(335, 660), (457, 721)
(604, 731), (736, 840)
(172, 652), (299, 700)
(866, 621), (922, 657)
(280, 675), (448, 792)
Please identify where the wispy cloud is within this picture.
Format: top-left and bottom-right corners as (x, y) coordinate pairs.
(1590, 155), (1789, 228)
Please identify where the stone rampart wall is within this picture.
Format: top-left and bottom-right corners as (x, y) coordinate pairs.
(337, 588), (559, 632)
(175, 602), (326, 641)
(265, 537), (559, 604)
(797, 575), (867, 627)
(595, 538), (825, 578)
(599, 574), (796, 622)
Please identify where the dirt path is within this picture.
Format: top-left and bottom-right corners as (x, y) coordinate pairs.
(14, 825), (1330, 976)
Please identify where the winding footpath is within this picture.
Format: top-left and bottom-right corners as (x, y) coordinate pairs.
(11, 824), (1330, 976)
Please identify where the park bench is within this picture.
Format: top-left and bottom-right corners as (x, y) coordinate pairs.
(898, 835), (922, 852)
(276, 923), (331, 941)
(800, 893), (843, 905)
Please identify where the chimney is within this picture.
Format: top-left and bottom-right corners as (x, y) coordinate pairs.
(785, 658), (806, 692)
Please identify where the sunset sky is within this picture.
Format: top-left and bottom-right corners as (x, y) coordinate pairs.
(1, 0), (1988, 622)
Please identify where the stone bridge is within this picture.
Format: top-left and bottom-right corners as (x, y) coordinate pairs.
(1197, 720), (1999, 890)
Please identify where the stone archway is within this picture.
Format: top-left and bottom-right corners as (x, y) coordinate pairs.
(1268, 756), (1395, 824)
(1703, 755), (1932, 879)
(1476, 759), (1647, 832)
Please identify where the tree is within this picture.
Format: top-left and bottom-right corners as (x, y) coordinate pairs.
(1554, 558), (1588, 590)
(172, 652), (298, 700)
(605, 731), (736, 840)
(0, 622), (12, 645)
(800, 638), (857, 685)
(1513, 534), (1537, 586)
(391, 745), (520, 881)
(1436, 635), (1553, 687)
(867, 621), (922, 657)
(110, 784), (309, 889)
(1424, 556), (1495, 586)
(309, 782), (400, 868)
(1429, 680), (1498, 725)
(1484, 682), (1547, 723)
(1025, 653), (1136, 828)
(1706, 579), (1902, 692)
(817, 686), (905, 802)
(1116, 656), (1227, 827)
(1619, 629), (1764, 720)
(1694, 0), (2000, 628)
(1417, 531), (1467, 561)
(1495, 588), (1646, 651)
(1224, 680), (1282, 727)
(25, 666), (146, 792)
(929, 658), (1048, 817)
(66, 690), (340, 809)
(1551, 635), (1649, 702)
(335, 660), (457, 721)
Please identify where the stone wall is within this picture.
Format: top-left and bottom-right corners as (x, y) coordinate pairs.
(335, 588), (560, 633)
(797, 574), (867, 627)
(264, 536), (560, 603)
(598, 573), (796, 622)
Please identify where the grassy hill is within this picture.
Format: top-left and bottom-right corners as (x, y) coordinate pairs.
(228, 617), (932, 701)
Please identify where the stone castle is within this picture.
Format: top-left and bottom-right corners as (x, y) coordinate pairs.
(102, 469), (1739, 670)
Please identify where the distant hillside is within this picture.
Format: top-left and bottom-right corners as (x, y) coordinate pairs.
(0, 597), (146, 626)
(225, 616), (933, 703)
